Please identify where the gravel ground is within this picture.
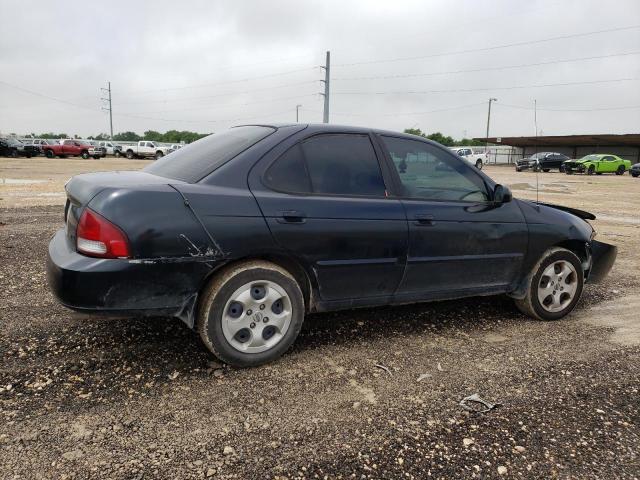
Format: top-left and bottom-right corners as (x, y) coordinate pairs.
(1, 159), (639, 479)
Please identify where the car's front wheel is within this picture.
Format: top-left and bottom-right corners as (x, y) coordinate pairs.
(475, 159), (483, 169)
(197, 261), (305, 367)
(587, 165), (595, 175)
(514, 248), (584, 321)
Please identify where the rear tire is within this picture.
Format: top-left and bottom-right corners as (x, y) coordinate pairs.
(514, 248), (584, 321)
(114, 150), (122, 158)
(475, 159), (483, 170)
(126, 150), (134, 160)
(197, 261), (305, 367)
(543, 169), (550, 173)
(616, 165), (625, 175)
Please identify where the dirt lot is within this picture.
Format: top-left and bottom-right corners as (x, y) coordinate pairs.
(1, 157), (639, 479)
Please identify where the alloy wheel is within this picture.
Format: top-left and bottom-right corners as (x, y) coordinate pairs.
(537, 260), (578, 313)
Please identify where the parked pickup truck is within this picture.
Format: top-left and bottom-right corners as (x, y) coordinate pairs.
(123, 141), (172, 160)
(97, 141), (122, 156)
(42, 140), (104, 159)
(449, 147), (487, 169)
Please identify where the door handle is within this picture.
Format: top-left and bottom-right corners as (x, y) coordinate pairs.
(278, 210), (307, 224)
(413, 214), (434, 226)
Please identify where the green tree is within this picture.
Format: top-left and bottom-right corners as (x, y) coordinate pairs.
(113, 131), (142, 142)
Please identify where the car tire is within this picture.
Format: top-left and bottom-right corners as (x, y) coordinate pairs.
(565, 170), (572, 174)
(197, 261), (305, 367)
(81, 151), (89, 159)
(515, 166), (521, 172)
(475, 159), (483, 170)
(616, 165), (625, 175)
(155, 151), (164, 160)
(514, 247), (584, 321)
(114, 150), (122, 158)
(543, 169), (550, 173)
(45, 150), (54, 158)
(93, 156), (100, 159)
(126, 150), (134, 160)
(587, 165), (595, 175)
(631, 171), (639, 178)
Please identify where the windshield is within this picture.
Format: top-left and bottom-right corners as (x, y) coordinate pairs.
(144, 126), (275, 182)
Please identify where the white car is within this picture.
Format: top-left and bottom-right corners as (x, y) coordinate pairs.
(449, 147), (487, 169)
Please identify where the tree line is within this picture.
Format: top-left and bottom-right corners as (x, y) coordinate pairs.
(26, 130), (210, 144)
(403, 128), (485, 146)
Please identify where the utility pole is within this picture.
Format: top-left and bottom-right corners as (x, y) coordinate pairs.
(101, 81), (113, 139)
(485, 97), (497, 162)
(320, 51), (330, 123)
(296, 104), (302, 123)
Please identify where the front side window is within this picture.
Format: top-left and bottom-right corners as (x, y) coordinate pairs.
(381, 136), (489, 202)
(264, 134), (386, 197)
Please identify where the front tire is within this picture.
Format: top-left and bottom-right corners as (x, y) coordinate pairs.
(45, 149), (54, 158)
(475, 159), (483, 170)
(81, 151), (89, 159)
(514, 248), (584, 321)
(114, 150), (122, 158)
(197, 261), (305, 367)
(587, 165), (595, 175)
(155, 151), (164, 160)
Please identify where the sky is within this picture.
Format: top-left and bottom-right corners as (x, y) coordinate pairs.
(1, 0), (639, 139)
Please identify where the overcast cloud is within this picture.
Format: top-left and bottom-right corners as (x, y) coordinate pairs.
(1, 0), (639, 138)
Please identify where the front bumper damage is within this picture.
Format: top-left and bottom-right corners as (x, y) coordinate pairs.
(585, 240), (617, 283)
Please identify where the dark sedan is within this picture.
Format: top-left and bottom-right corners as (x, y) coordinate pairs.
(630, 163), (639, 178)
(515, 152), (570, 172)
(47, 124), (617, 367)
(0, 137), (40, 158)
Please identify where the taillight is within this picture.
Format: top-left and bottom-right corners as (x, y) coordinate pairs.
(76, 208), (130, 259)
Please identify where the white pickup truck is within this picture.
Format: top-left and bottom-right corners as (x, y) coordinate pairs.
(449, 147), (488, 169)
(123, 141), (172, 160)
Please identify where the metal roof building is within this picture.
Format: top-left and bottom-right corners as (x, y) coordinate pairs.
(474, 133), (640, 163)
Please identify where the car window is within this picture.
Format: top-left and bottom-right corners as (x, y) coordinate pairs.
(603, 156), (615, 161)
(381, 136), (489, 202)
(300, 134), (386, 197)
(145, 126), (275, 183)
(264, 144), (312, 193)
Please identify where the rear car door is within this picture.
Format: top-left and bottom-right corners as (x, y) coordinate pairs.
(249, 132), (407, 303)
(377, 135), (528, 297)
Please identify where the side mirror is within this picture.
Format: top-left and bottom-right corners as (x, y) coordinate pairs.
(494, 184), (512, 203)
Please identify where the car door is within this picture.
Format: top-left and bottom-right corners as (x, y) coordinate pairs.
(249, 132), (407, 303)
(376, 135), (528, 298)
(601, 156), (617, 173)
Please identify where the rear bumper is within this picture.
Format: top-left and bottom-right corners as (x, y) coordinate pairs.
(46, 229), (219, 320)
(587, 240), (617, 283)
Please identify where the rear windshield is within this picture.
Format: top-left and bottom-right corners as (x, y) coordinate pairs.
(144, 126), (275, 182)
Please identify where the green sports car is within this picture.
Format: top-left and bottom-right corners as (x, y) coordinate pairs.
(563, 154), (632, 175)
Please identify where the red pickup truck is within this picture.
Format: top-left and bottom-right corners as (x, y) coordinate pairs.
(42, 140), (104, 159)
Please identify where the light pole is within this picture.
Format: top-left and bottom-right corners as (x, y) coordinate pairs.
(485, 98), (497, 162)
(296, 104), (302, 123)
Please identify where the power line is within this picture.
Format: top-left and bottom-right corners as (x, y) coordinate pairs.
(333, 77), (639, 96)
(497, 102), (640, 112)
(119, 66), (319, 97)
(333, 51), (640, 81)
(114, 108), (298, 125)
(113, 80), (319, 106)
(0, 80), (99, 112)
(334, 25), (640, 67)
(118, 93), (320, 116)
(308, 102), (487, 118)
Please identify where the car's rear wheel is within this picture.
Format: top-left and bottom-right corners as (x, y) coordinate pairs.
(616, 165), (625, 175)
(514, 247), (584, 321)
(543, 169), (550, 172)
(10, 149), (18, 158)
(126, 150), (134, 160)
(197, 261), (305, 367)
(475, 159), (483, 169)
(587, 165), (595, 175)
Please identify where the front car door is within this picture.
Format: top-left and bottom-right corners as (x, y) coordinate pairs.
(601, 155), (617, 173)
(376, 135), (528, 299)
(249, 130), (407, 305)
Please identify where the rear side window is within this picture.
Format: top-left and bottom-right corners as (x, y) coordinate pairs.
(265, 134), (386, 197)
(145, 126), (274, 183)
